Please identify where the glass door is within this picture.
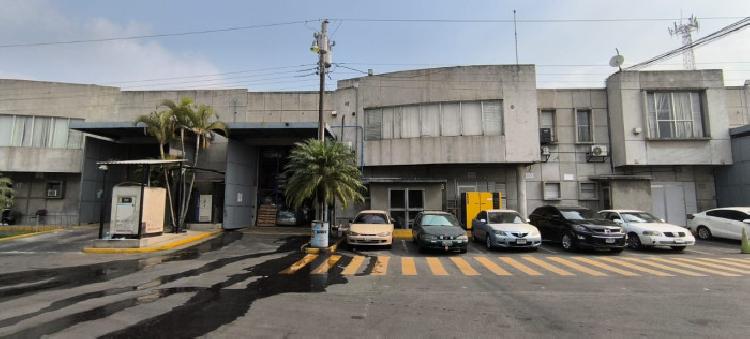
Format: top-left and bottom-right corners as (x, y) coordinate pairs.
(389, 188), (424, 229)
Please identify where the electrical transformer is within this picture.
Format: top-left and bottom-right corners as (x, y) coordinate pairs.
(460, 192), (503, 229)
(108, 184), (166, 238)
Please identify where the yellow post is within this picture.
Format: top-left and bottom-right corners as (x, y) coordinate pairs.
(741, 227), (750, 254)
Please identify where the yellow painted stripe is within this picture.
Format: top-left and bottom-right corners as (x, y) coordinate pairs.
(474, 257), (512, 276)
(498, 257), (542, 276)
(372, 256), (390, 275)
(646, 257), (740, 277)
(449, 257), (480, 276)
(280, 254), (318, 274)
(571, 257), (640, 276)
(311, 255), (341, 274)
(522, 256), (575, 276)
(545, 257), (607, 276)
(401, 257), (417, 276)
(720, 257), (750, 264)
(597, 257), (674, 277)
(669, 257), (747, 275)
(341, 255), (365, 275)
(619, 257), (707, 277)
(426, 257), (449, 276)
(700, 257), (750, 270)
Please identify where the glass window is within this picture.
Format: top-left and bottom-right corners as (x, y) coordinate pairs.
(576, 109), (593, 143)
(390, 189), (405, 209)
(482, 100), (503, 136)
(400, 105), (420, 138)
(0, 115), (13, 146)
(408, 189), (423, 209)
(67, 128), (83, 149)
(440, 103), (460, 136)
(543, 182), (561, 200)
(365, 108), (382, 140)
(32, 116), (51, 148)
(579, 182), (597, 200)
(51, 118), (70, 149)
(460, 101), (483, 136)
(487, 212), (524, 224)
(420, 104), (440, 137)
(646, 91), (704, 139)
(381, 107), (394, 139)
(46, 181), (63, 199)
(540, 109), (556, 142)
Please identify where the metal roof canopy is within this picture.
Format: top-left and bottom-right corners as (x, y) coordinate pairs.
(589, 174), (652, 181)
(96, 159), (187, 166)
(70, 121), (149, 141)
(222, 122), (336, 140)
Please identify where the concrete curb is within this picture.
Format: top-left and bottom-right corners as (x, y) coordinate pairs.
(0, 229), (62, 242)
(302, 237), (344, 254)
(81, 230), (222, 254)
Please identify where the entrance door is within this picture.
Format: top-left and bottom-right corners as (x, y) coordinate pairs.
(388, 188), (424, 229)
(651, 182), (697, 226)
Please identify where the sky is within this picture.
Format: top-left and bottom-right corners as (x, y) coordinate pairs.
(0, 0), (748, 91)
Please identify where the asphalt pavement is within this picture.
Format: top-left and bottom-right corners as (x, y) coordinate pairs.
(0, 229), (749, 338)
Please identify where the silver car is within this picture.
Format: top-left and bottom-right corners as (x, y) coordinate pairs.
(471, 209), (542, 250)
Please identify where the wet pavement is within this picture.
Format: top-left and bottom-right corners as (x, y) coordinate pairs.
(0, 229), (749, 337)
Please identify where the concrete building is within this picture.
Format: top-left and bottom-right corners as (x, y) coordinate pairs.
(0, 66), (748, 229)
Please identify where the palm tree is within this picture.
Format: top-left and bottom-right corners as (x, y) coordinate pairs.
(0, 173), (14, 209)
(160, 97), (228, 227)
(285, 139), (365, 224)
(135, 110), (178, 229)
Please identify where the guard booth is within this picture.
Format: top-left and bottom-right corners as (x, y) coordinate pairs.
(460, 192), (502, 229)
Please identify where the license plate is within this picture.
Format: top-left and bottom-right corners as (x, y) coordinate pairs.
(443, 241), (453, 246)
(674, 239), (684, 244)
(516, 239), (528, 245)
(605, 238), (616, 244)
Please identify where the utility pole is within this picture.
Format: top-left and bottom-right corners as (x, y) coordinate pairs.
(311, 19), (333, 142)
(669, 15), (699, 70)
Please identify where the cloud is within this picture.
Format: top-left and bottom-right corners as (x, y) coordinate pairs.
(0, 0), (225, 89)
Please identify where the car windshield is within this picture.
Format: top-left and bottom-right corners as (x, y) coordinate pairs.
(488, 212), (524, 224)
(619, 212), (660, 223)
(353, 213), (388, 224)
(559, 208), (595, 220)
(278, 211), (294, 218)
(421, 214), (459, 227)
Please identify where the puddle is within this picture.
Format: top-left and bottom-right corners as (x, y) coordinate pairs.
(3, 235), (349, 338)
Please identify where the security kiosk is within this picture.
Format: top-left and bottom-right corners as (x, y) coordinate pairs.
(108, 184), (166, 238)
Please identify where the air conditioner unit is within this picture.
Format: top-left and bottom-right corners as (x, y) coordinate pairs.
(590, 144), (608, 157)
(539, 128), (552, 144)
(541, 146), (550, 156)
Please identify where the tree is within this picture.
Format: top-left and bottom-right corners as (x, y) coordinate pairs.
(0, 173), (14, 209)
(135, 110), (178, 229)
(284, 139), (365, 224)
(160, 97), (227, 228)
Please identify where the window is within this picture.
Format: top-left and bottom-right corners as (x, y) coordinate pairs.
(543, 182), (561, 200)
(0, 114), (83, 149)
(388, 188), (424, 229)
(539, 109), (556, 142)
(575, 109), (593, 143)
(46, 181), (63, 199)
(579, 182), (597, 200)
(708, 209), (748, 221)
(364, 100), (503, 140)
(646, 91), (705, 139)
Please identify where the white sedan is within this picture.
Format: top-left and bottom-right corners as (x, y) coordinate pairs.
(687, 207), (750, 241)
(471, 209), (542, 250)
(598, 210), (695, 251)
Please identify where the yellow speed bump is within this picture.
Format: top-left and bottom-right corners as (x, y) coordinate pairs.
(281, 254), (318, 274)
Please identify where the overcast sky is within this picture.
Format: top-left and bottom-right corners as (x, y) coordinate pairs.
(0, 0), (748, 91)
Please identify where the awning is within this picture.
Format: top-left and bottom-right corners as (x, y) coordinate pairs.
(70, 121), (149, 141)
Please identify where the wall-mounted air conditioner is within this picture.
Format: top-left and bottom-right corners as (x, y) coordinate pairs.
(590, 144), (608, 157)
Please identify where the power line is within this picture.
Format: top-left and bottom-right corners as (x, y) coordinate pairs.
(105, 64), (316, 85)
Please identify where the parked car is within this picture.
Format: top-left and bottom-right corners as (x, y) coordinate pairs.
(471, 209), (541, 251)
(529, 206), (625, 253)
(598, 210), (695, 251)
(347, 210), (394, 248)
(687, 207), (750, 241)
(276, 210), (298, 226)
(412, 211), (468, 253)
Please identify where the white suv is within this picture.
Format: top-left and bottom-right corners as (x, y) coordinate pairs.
(687, 207), (750, 241)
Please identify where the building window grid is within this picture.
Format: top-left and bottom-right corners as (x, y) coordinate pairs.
(543, 182), (562, 200)
(646, 91), (704, 139)
(364, 100), (503, 140)
(578, 182), (598, 200)
(575, 109), (593, 143)
(0, 114), (83, 149)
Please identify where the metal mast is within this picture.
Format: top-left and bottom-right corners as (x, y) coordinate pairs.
(668, 15), (699, 70)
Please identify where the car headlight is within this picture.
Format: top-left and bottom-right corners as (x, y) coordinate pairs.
(530, 230), (540, 237)
(642, 230), (662, 236)
(377, 232), (391, 237)
(348, 231), (360, 236)
(572, 225), (590, 232)
(457, 235), (469, 241)
(495, 230), (509, 236)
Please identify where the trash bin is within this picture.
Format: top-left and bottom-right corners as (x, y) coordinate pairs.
(310, 220), (329, 248)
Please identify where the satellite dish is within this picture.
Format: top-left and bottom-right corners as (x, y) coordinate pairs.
(609, 48), (625, 71)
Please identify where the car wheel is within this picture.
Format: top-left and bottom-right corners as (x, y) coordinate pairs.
(671, 246), (686, 252)
(561, 232), (575, 251)
(609, 247), (624, 254)
(627, 232), (642, 249)
(696, 226), (712, 240)
(485, 235), (494, 251)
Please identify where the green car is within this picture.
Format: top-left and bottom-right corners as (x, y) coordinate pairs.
(412, 211), (469, 253)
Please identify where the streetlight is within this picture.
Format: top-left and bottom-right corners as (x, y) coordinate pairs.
(97, 164), (109, 239)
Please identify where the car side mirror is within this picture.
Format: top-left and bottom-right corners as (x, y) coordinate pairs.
(743, 219), (750, 224)
(479, 219), (487, 224)
(348, 219), (353, 223)
(659, 218), (666, 223)
(613, 218), (623, 224)
(526, 218), (531, 223)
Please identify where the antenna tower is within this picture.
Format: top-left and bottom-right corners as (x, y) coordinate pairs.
(669, 15), (699, 70)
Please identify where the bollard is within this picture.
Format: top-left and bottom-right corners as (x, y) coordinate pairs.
(741, 228), (750, 254)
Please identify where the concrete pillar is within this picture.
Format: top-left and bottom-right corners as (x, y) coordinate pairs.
(516, 165), (528, 217)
